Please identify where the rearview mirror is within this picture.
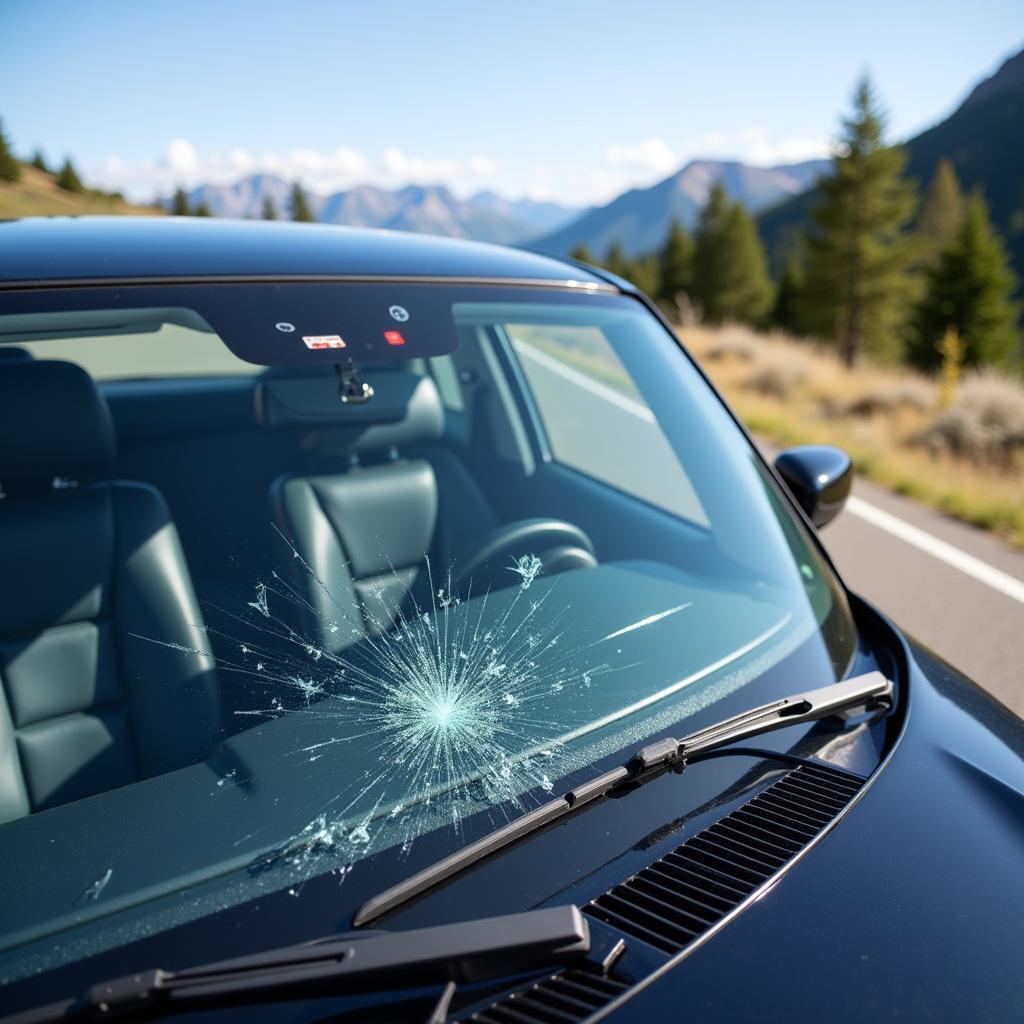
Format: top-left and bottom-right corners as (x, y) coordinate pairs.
(774, 445), (852, 529)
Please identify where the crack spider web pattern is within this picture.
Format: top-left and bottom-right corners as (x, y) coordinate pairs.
(139, 529), (690, 890)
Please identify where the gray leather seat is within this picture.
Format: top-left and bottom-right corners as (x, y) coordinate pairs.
(0, 360), (221, 823)
(261, 369), (496, 655)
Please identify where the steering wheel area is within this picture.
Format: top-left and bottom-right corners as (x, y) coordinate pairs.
(453, 517), (598, 596)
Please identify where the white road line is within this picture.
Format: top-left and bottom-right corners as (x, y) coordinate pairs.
(846, 496), (1024, 606)
(514, 338), (1024, 606)
(514, 340), (656, 422)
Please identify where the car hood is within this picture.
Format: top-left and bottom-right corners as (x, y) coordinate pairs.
(605, 600), (1024, 1022)
(2, 596), (1020, 1021)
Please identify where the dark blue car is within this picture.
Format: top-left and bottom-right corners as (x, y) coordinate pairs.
(0, 217), (1021, 1023)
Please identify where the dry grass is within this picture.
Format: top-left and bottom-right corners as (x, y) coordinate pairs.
(0, 166), (162, 218)
(682, 324), (1024, 549)
(919, 369), (1024, 464)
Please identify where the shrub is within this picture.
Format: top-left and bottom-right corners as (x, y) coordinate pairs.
(743, 351), (809, 399)
(845, 379), (934, 416)
(704, 326), (761, 362)
(918, 370), (1024, 464)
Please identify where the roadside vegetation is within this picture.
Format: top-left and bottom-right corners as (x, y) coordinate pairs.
(687, 324), (1024, 548)
(0, 119), (159, 218)
(573, 76), (1022, 380)
(567, 76), (1024, 547)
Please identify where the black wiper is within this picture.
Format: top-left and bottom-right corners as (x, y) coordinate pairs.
(8, 906), (589, 1024)
(355, 671), (893, 927)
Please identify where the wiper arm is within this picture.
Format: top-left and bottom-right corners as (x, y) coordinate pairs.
(10, 906), (589, 1024)
(355, 671), (893, 927)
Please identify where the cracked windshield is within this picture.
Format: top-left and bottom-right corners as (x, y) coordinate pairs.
(0, 284), (854, 982)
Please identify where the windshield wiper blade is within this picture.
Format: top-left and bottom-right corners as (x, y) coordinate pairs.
(9, 906), (589, 1024)
(355, 671), (893, 927)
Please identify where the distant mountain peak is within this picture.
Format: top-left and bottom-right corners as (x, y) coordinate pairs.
(531, 157), (830, 257)
(757, 44), (1024, 282)
(960, 46), (1024, 112)
(170, 176), (581, 244)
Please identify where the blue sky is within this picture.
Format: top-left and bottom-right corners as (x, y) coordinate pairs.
(2, 0), (1021, 205)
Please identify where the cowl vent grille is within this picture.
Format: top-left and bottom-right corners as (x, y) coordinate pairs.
(584, 763), (863, 955)
(463, 967), (631, 1023)
(460, 762), (864, 1022)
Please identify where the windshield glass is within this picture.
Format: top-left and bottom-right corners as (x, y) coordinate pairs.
(0, 281), (854, 982)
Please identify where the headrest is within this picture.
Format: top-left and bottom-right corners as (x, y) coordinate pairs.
(0, 360), (116, 483)
(255, 369), (445, 453)
(0, 346), (34, 363)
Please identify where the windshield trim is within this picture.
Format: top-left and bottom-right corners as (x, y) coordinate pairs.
(0, 274), (621, 293)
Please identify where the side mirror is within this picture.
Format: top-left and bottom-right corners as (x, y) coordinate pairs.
(774, 445), (852, 529)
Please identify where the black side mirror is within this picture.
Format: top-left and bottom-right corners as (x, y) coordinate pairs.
(774, 445), (852, 529)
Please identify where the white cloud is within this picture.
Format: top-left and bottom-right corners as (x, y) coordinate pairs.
(467, 154), (499, 177)
(605, 137), (678, 177)
(733, 126), (833, 166)
(381, 147), (461, 183)
(165, 138), (199, 176)
(89, 140), (503, 201)
(519, 147), (679, 209)
(381, 148), (499, 185)
(87, 129), (833, 208)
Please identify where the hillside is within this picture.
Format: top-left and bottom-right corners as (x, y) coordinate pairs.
(758, 46), (1024, 277)
(0, 165), (161, 218)
(531, 158), (829, 258)
(181, 175), (580, 244)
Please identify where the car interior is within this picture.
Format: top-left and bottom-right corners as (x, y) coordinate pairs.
(0, 307), (769, 825)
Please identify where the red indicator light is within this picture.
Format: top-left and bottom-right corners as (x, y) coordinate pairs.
(384, 330), (406, 346)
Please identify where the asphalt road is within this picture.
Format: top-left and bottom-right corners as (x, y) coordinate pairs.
(516, 341), (1024, 718)
(823, 477), (1024, 716)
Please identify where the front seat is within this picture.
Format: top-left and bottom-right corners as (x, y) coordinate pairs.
(260, 368), (598, 656)
(0, 360), (221, 823)
(263, 369), (470, 654)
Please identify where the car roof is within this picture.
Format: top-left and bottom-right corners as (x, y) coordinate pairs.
(0, 216), (613, 289)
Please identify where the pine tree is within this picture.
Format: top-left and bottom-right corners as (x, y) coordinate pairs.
(55, 157), (84, 193)
(599, 243), (659, 293)
(722, 204), (773, 324)
(171, 187), (190, 216)
(193, 200), (212, 217)
(916, 159), (965, 265)
(262, 196), (279, 220)
(909, 193), (1020, 370)
(627, 253), (662, 297)
(799, 76), (918, 366)
(289, 181), (314, 223)
(692, 184), (773, 325)
(772, 246), (806, 334)
(568, 243), (594, 263)
(691, 184), (731, 321)
(603, 242), (630, 280)
(0, 118), (21, 183)
(658, 220), (694, 302)
(30, 148), (49, 174)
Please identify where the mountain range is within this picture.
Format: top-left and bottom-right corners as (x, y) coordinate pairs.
(531, 159), (830, 258)
(758, 46), (1024, 277)
(178, 159), (829, 255)
(177, 176), (583, 245)
(172, 44), (1023, 274)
